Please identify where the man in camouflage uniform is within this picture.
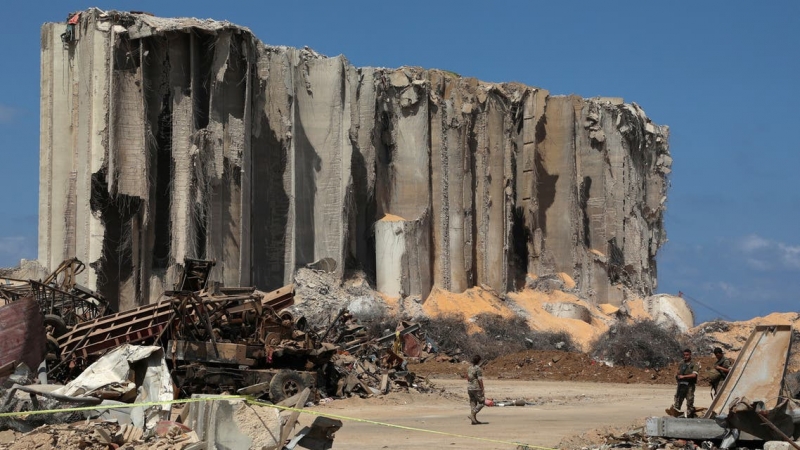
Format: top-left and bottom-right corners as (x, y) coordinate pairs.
(710, 347), (732, 397)
(467, 354), (485, 425)
(673, 348), (699, 417)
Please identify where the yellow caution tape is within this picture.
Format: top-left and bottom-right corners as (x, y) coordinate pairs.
(0, 394), (555, 450)
(0, 394), (245, 418)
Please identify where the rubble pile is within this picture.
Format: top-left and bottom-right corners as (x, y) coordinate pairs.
(0, 422), (122, 450)
(324, 316), (440, 397)
(290, 268), (390, 328)
(0, 257), (449, 449)
(0, 419), (210, 450)
(554, 424), (714, 450)
(0, 258), (110, 326)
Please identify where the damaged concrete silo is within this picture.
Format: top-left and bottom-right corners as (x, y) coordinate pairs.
(38, 9), (671, 311)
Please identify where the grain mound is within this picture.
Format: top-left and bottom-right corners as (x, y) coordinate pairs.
(691, 312), (800, 371)
(422, 286), (515, 332)
(507, 289), (614, 351)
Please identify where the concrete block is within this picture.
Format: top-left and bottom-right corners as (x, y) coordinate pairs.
(184, 395), (280, 450)
(543, 302), (591, 323)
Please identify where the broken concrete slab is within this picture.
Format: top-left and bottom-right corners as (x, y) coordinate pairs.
(543, 302), (592, 323)
(184, 395), (281, 450)
(706, 325), (793, 418)
(643, 294), (694, 331)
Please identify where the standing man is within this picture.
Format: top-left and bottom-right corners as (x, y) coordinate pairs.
(710, 347), (732, 397)
(673, 348), (699, 417)
(467, 354), (485, 425)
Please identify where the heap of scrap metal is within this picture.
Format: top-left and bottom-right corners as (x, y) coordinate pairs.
(0, 258), (110, 333)
(0, 258), (110, 376)
(0, 256), (441, 449)
(3, 255), (433, 406)
(0, 344), (339, 449)
(52, 259), (338, 403)
(2, 258), (345, 449)
(317, 309), (434, 398)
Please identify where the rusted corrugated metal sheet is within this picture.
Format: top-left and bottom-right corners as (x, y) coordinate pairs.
(58, 284), (295, 360)
(705, 324), (793, 418)
(0, 297), (46, 373)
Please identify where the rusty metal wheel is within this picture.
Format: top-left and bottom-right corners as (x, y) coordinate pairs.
(269, 370), (306, 402)
(264, 332), (281, 346)
(44, 314), (68, 338)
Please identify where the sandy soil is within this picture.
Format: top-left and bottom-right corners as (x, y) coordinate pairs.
(300, 378), (712, 450)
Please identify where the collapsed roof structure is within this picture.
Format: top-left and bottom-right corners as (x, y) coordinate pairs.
(38, 9), (671, 312)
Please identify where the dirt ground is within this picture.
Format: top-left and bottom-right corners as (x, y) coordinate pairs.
(297, 352), (721, 449)
(0, 351), (721, 449)
(300, 377), (711, 450)
(411, 351), (720, 385)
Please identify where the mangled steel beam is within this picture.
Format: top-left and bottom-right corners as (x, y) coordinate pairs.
(645, 417), (728, 441)
(706, 325), (793, 418)
(170, 340), (262, 366)
(58, 300), (175, 359)
(58, 283), (295, 362)
(645, 417), (758, 442)
(260, 284), (296, 312)
(175, 259), (216, 292)
(345, 323), (420, 353)
(725, 397), (800, 442)
(0, 258), (110, 330)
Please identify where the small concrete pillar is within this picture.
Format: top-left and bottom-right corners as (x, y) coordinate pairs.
(375, 216), (406, 298)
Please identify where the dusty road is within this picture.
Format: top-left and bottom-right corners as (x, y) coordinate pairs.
(300, 379), (712, 449)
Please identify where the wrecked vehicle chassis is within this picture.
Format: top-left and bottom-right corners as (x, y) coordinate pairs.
(169, 338), (337, 402)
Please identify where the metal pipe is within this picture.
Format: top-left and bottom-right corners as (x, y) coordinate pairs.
(756, 412), (800, 450)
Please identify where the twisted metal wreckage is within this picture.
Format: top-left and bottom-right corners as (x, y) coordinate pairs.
(553, 326), (800, 449)
(639, 325), (800, 449)
(1, 257), (432, 449)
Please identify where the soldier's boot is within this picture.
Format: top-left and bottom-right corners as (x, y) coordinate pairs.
(468, 412), (478, 425)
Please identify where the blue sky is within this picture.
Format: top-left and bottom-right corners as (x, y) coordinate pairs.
(1, 1), (798, 323)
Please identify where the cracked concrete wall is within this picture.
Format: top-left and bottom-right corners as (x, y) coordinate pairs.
(40, 10), (670, 311)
